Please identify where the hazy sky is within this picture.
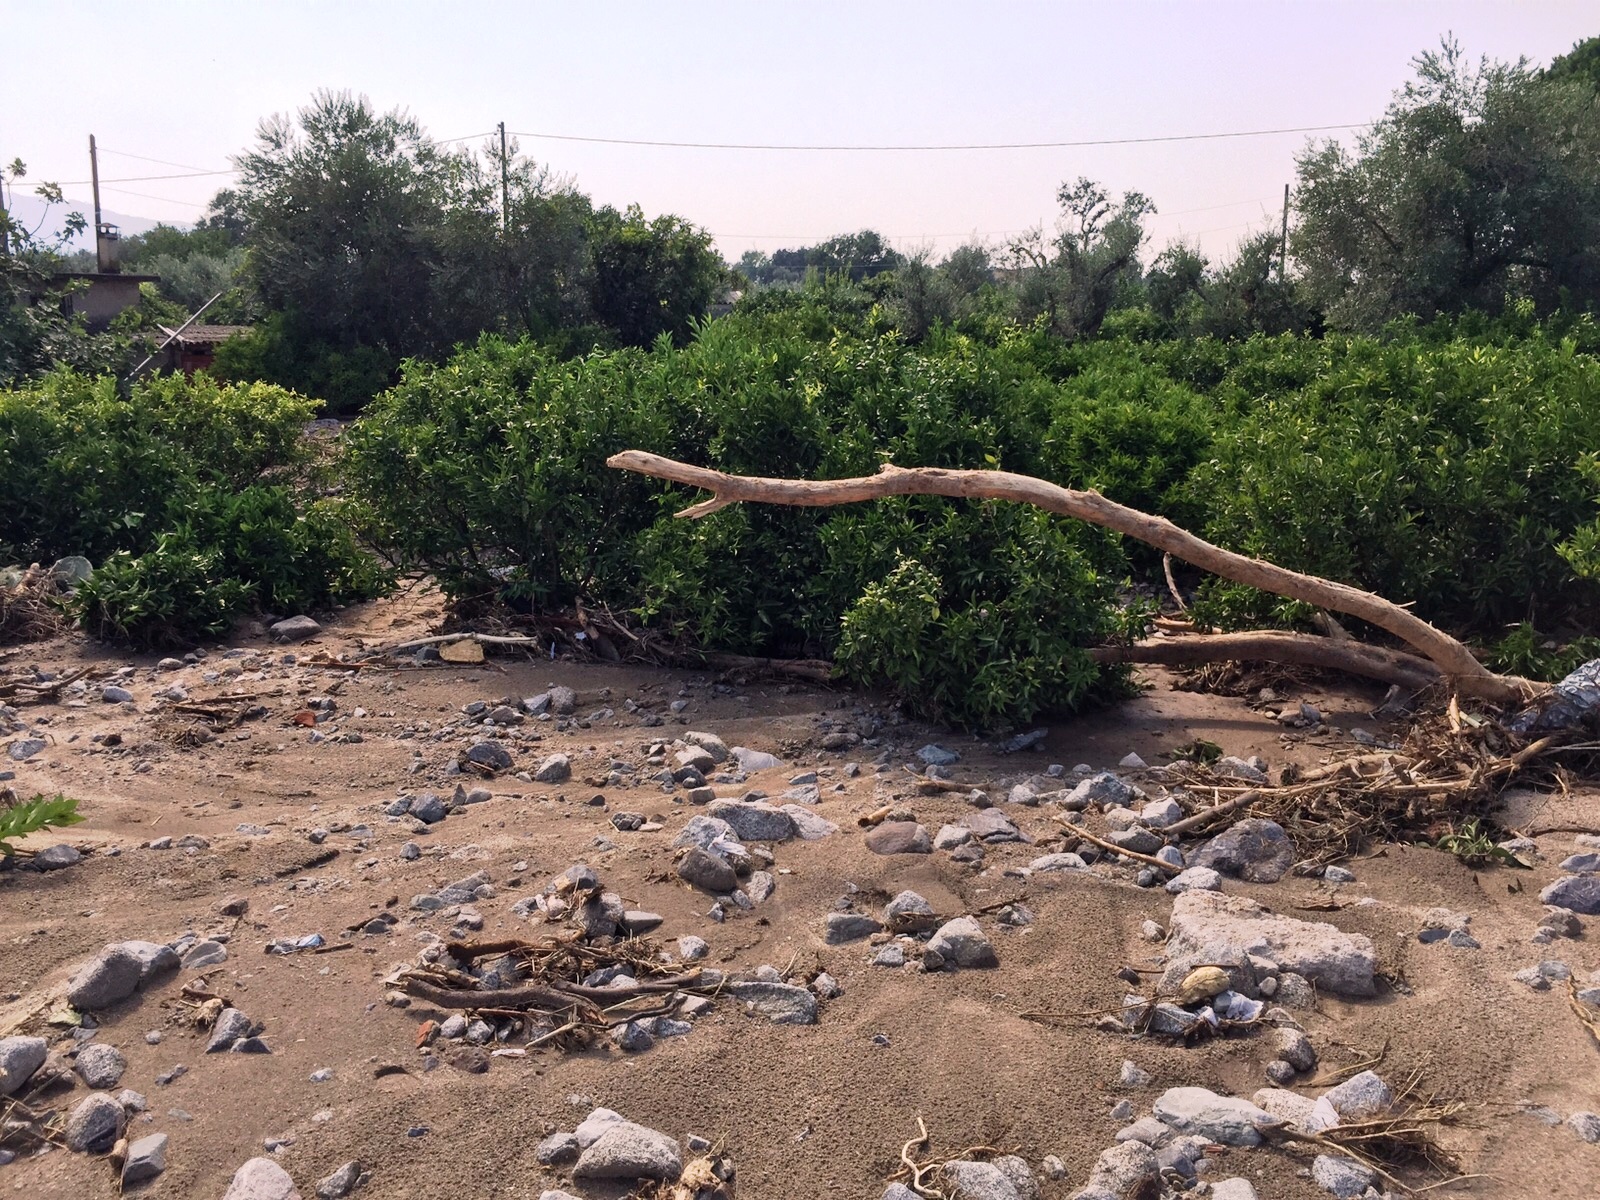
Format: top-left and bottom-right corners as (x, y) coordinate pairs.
(5, 1), (1593, 263)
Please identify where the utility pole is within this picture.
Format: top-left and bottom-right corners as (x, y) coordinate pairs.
(498, 122), (510, 234)
(0, 150), (10, 257)
(1279, 182), (1289, 284)
(90, 134), (103, 237)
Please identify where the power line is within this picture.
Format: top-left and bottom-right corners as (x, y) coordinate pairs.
(99, 147), (228, 174)
(54, 168), (236, 186)
(507, 121), (1363, 153)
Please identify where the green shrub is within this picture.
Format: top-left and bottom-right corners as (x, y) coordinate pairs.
(0, 369), (390, 646)
(0, 369), (317, 565)
(1194, 332), (1600, 630)
(0, 793), (83, 857)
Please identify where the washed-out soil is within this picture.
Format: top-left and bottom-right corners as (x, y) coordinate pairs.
(2, 589), (1597, 1200)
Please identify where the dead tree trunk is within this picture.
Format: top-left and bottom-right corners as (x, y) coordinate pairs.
(606, 451), (1543, 705)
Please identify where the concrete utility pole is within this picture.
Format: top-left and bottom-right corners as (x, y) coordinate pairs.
(499, 122), (510, 233)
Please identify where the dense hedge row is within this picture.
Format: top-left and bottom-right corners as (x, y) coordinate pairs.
(5, 301), (1597, 726)
(344, 300), (1600, 725)
(0, 371), (389, 646)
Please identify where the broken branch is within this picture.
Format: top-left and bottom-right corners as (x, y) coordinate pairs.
(606, 452), (1540, 704)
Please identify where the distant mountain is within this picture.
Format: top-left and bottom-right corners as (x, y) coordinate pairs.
(6, 192), (177, 253)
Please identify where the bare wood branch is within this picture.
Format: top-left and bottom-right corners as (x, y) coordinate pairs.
(1089, 631), (1444, 693)
(609, 451), (1540, 705)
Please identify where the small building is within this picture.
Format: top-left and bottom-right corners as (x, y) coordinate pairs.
(52, 271), (160, 332)
(157, 324), (252, 374)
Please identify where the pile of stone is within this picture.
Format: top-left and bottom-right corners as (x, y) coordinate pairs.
(1060, 1075), (1407, 1200)
(826, 889), (1002, 972)
(533, 1105), (735, 1200)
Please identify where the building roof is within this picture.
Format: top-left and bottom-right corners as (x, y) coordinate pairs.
(159, 324), (253, 347)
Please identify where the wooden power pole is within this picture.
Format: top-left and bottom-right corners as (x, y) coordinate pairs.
(1279, 183), (1289, 283)
(498, 122), (510, 233)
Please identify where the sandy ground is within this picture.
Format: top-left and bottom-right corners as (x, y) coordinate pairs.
(3, 592), (1598, 1200)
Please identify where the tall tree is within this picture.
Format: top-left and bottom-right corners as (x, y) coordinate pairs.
(1294, 38), (1600, 328)
(1008, 178), (1153, 338)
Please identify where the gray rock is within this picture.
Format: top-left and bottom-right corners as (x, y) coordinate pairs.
(1117, 1059), (1151, 1087)
(572, 1119), (682, 1181)
(1559, 852), (1600, 874)
(1108, 826), (1163, 855)
(65, 1091), (126, 1153)
(121, 939), (180, 983)
(1191, 818), (1295, 882)
(746, 870), (776, 902)
(1275, 1027), (1317, 1072)
(536, 1131), (580, 1165)
(918, 744), (961, 766)
(620, 910), (663, 935)
(270, 615), (321, 642)
(768, 806), (828, 842)
(962, 808), (1023, 842)
(540, 1193), (583, 1200)
(182, 939), (229, 968)
(1166, 890), (1377, 996)
(315, 1160), (362, 1199)
(1141, 797), (1183, 827)
(1569, 1111), (1600, 1143)
(1215, 755), (1269, 783)
(684, 731), (729, 762)
(75, 1043), (127, 1088)
(1541, 875), (1600, 914)
(1152, 1086), (1275, 1146)
(1311, 1154), (1376, 1198)
(222, 1157), (303, 1200)
(707, 800), (796, 842)
(68, 944), (145, 1010)
(1062, 771), (1135, 810)
(1323, 865), (1356, 883)
(865, 821), (932, 855)
(410, 793), (447, 823)
(727, 981), (817, 1024)
(884, 889), (938, 929)
(926, 917), (998, 969)
(103, 684), (135, 703)
(467, 742), (514, 771)
(0, 1036), (47, 1096)
(207, 1007), (253, 1053)
(530, 752), (572, 783)
(672, 814), (736, 851)
(677, 846), (737, 893)
(1322, 1069), (1392, 1119)
(1210, 1180), (1260, 1200)
(1083, 1141), (1159, 1197)
(122, 1132), (169, 1185)
(1028, 852), (1086, 872)
(612, 1020), (654, 1053)
(1251, 1087), (1320, 1132)
(825, 912), (884, 943)
(1165, 866), (1222, 893)
(677, 935), (710, 961)
(1115, 1116), (1172, 1145)
(883, 1187), (922, 1200)
(7, 737), (46, 761)
(731, 747), (782, 772)
(32, 843), (82, 870)
(873, 944), (906, 967)
(940, 1160), (1022, 1200)
(934, 824), (973, 849)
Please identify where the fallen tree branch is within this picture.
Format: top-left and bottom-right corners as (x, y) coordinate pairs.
(1162, 790), (1261, 837)
(1059, 818), (1182, 874)
(607, 452), (1541, 705)
(1090, 631), (1444, 693)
